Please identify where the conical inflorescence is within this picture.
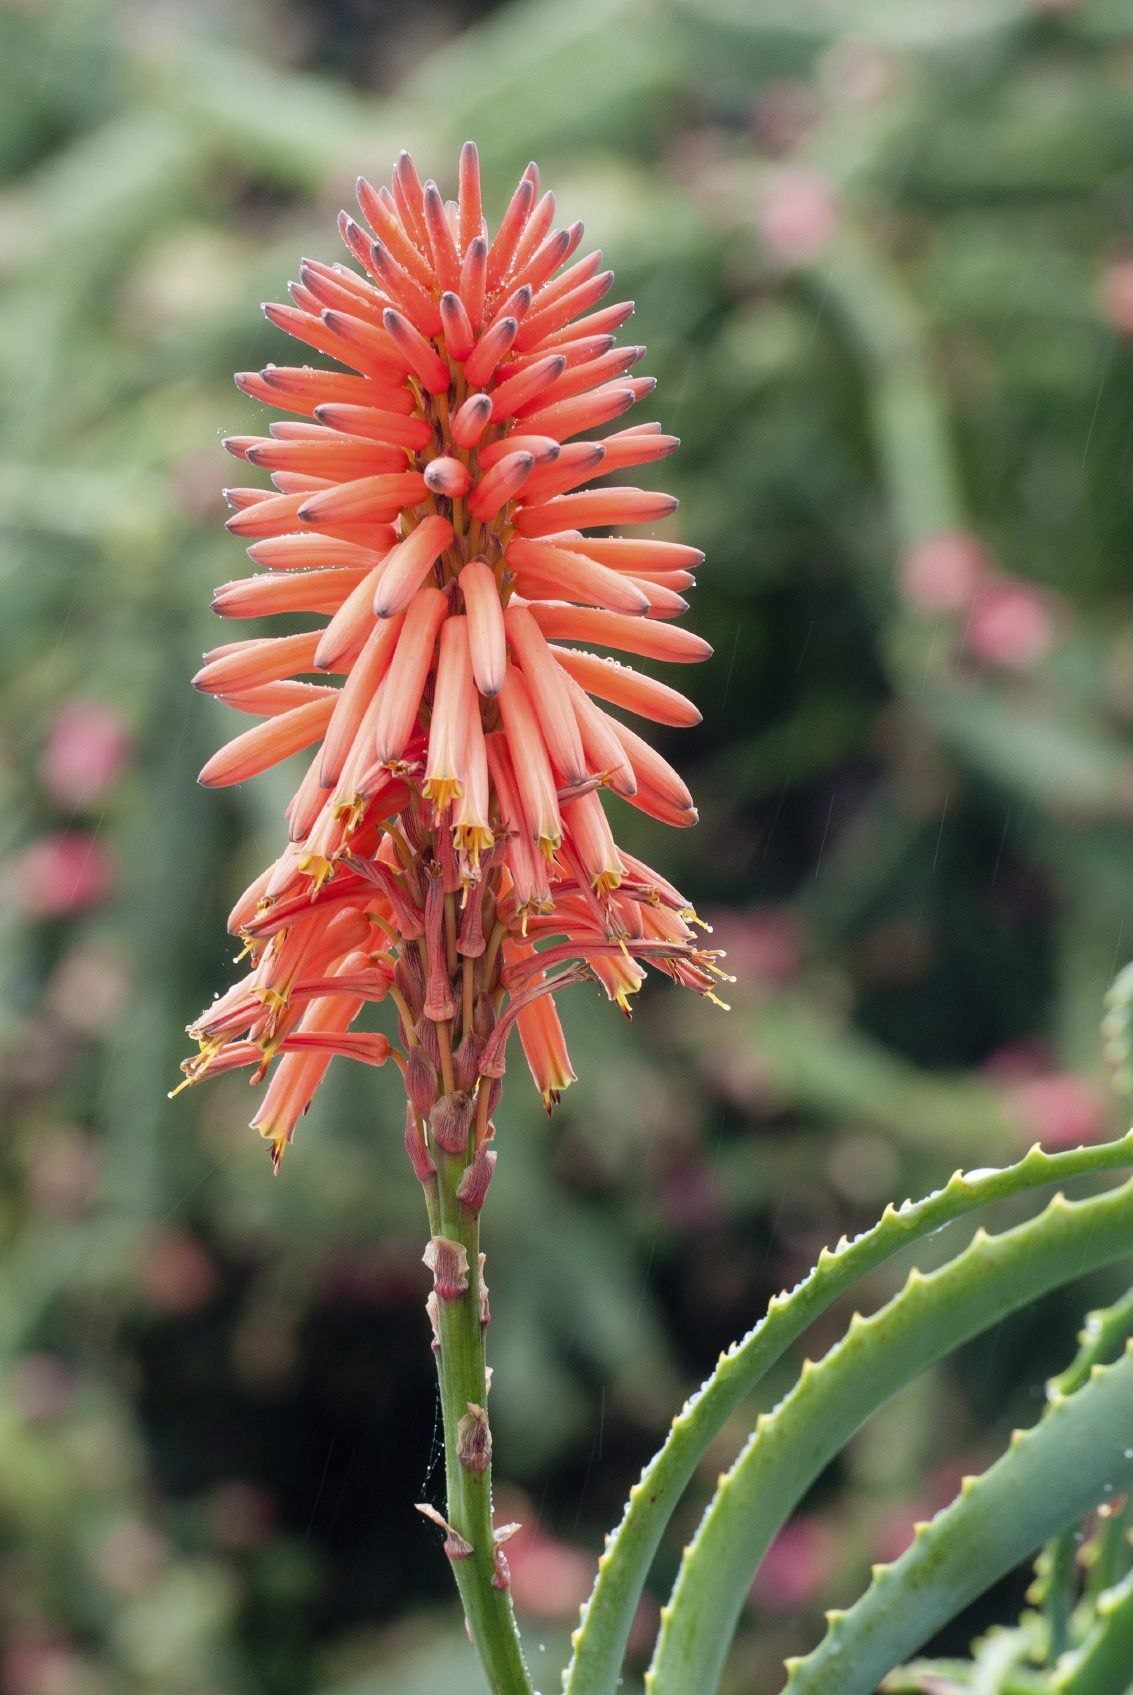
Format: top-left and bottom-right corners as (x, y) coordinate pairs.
(182, 144), (725, 1169)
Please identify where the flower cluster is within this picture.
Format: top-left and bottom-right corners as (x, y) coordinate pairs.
(181, 145), (724, 1170)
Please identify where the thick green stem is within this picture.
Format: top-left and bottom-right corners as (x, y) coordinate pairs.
(428, 1132), (533, 1695)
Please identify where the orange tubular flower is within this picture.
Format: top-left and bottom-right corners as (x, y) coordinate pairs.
(181, 145), (725, 1173)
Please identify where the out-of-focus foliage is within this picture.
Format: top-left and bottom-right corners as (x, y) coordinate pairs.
(1, 0), (1132, 1690)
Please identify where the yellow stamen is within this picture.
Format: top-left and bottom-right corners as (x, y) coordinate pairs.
(422, 775), (462, 813)
(298, 853), (334, 893)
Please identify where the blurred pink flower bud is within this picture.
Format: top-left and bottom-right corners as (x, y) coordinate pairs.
(1003, 1072), (1108, 1150)
(48, 941), (130, 1036)
(23, 1125), (100, 1221)
(751, 1513), (839, 1613)
(92, 1520), (167, 1594)
(757, 168), (840, 266)
(505, 1526), (594, 1620)
(1100, 260), (1133, 336)
(821, 40), (899, 107)
(967, 579), (1056, 669)
(752, 80), (820, 155)
(9, 1354), (75, 1423)
(899, 531), (989, 614)
(135, 1227), (219, 1315)
(40, 700), (130, 809)
(4, 832), (114, 918)
(206, 1479), (276, 1550)
(706, 906), (806, 988)
(2, 1635), (84, 1695)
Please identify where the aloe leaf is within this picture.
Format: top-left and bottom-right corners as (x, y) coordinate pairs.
(562, 1136), (1133, 1695)
(646, 1177), (1133, 1695)
(781, 1350), (1133, 1695)
(1052, 1566), (1133, 1694)
(1050, 1283), (1133, 1399)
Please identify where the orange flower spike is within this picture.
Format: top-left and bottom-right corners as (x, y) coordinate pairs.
(188, 145), (721, 1213)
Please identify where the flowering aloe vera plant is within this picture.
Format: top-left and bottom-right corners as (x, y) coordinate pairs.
(182, 148), (1133, 1695)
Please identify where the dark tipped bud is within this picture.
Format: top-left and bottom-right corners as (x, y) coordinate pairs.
(457, 1402), (492, 1474)
(430, 1090), (474, 1156)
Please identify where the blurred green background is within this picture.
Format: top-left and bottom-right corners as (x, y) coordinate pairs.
(3, 0), (1133, 1689)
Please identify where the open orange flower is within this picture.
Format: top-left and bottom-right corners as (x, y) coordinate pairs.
(181, 145), (725, 1170)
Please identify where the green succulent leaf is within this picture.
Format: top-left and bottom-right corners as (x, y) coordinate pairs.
(563, 1135), (1133, 1695)
(1052, 1566), (1133, 1695)
(646, 1175), (1133, 1695)
(782, 1349), (1133, 1695)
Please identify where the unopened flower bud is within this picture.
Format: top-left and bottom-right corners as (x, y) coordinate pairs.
(458, 885), (488, 957)
(426, 1291), (441, 1354)
(404, 1103), (435, 1183)
(436, 819), (461, 894)
(478, 1251), (490, 1328)
(457, 1401), (492, 1473)
(423, 874), (456, 1022)
(423, 1235), (469, 1300)
(457, 1147), (496, 1213)
(430, 1089), (474, 1155)
(453, 1031), (483, 1093)
(395, 950), (424, 1009)
(416, 1015), (442, 1068)
(492, 1544), (511, 1589)
(406, 1047), (439, 1119)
